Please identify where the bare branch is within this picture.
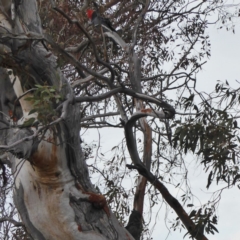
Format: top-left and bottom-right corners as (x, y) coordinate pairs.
(75, 87), (175, 116)
(104, 0), (121, 9)
(64, 40), (89, 53)
(81, 112), (120, 122)
(126, 163), (208, 240)
(131, 0), (150, 49)
(71, 68), (109, 88)
(0, 217), (24, 227)
(52, 7), (116, 84)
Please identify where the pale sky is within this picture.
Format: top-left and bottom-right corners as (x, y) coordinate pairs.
(82, 13), (240, 240)
(152, 18), (240, 240)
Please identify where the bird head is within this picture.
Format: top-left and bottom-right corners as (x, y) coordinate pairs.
(86, 9), (94, 19)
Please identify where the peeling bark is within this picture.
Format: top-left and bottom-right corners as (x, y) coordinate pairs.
(0, 1), (211, 240)
(0, 1), (133, 239)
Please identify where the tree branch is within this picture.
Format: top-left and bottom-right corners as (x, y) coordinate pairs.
(81, 112), (120, 122)
(75, 87), (175, 117)
(124, 108), (207, 240)
(131, 0), (150, 49)
(0, 217), (24, 227)
(126, 164), (208, 240)
(71, 68), (109, 88)
(52, 6), (116, 84)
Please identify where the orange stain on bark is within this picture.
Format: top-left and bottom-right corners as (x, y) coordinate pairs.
(141, 108), (152, 113)
(75, 183), (111, 217)
(30, 135), (62, 184)
(78, 224), (82, 232)
(8, 110), (13, 117)
(88, 193), (110, 216)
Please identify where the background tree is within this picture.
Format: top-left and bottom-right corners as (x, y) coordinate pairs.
(0, 0), (239, 239)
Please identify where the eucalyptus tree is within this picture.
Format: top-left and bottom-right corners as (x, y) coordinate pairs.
(0, 0), (238, 240)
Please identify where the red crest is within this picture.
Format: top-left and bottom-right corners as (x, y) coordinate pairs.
(86, 9), (94, 19)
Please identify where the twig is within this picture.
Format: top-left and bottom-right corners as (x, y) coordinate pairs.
(0, 217), (24, 227)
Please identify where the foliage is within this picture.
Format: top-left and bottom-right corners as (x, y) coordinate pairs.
(24, 85), (63, 125)
(173, 80), (240, 190)
(1, 0), (240, 239)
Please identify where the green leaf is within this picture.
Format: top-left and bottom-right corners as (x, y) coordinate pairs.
(189, 210), (196, 218)
(20, 118), (36, 128)
(232, 174), (240, 185)
(232, 151), (236, 164)
(33, 100), (40, 106)
(24, 97), (34, 101)
(28, 109), (38, 115)
(206, 171), (213, 189)
(209, 223), (219, 233)
(35, 84), (43, 88)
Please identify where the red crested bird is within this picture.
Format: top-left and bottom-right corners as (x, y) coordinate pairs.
(86, 9), (115, 32)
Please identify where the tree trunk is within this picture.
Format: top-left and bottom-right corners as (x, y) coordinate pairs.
(0, 1), (133, 239)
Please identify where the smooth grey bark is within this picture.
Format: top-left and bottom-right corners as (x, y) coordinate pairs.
(0, 1), (133, 240)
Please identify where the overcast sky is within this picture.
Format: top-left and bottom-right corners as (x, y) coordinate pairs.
(82, 11), (240, 240)
(152, 16), (240, 240)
